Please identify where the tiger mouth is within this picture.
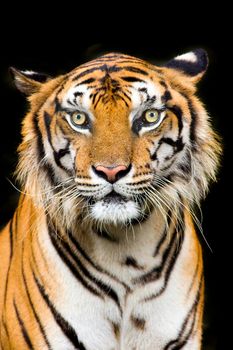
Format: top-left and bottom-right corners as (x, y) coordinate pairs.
(102, 191), (128, 203)
(88, 190), (129, 205)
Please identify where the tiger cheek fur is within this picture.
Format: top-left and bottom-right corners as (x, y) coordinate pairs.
(0, 50), (221, 349)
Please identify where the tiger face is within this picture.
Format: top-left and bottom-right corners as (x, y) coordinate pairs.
(13, 50), (220, 227)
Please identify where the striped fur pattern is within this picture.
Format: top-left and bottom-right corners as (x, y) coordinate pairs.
(0, 50), (221, 349)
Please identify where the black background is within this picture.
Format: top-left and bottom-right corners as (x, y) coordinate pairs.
(0, 8), (231, 349)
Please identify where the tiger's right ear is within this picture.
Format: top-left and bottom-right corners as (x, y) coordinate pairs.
(9, 67), (51, 95)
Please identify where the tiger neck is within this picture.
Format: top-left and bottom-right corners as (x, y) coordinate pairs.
(19, 195), (186, 286)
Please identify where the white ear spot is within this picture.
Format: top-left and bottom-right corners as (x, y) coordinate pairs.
(175, 52), (197, 63)
(21, 70), (39, 75)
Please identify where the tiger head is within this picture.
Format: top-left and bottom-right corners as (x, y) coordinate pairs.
(12, 50), (221, 229)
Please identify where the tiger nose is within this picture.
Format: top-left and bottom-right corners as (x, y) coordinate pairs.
(93, 164), (131, 183)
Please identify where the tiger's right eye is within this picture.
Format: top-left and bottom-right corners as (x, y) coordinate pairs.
(71, 111), (86, 126)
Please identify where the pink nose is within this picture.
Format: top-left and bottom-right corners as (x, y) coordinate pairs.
(94, 165), (128, 183)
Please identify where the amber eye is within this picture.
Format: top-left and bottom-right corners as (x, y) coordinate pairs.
(71, 111), (86, 126)
(144, 109), (160, 123)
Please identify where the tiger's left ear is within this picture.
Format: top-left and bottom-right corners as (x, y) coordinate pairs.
(9, 67), (51, 95)
(164, 49), (208, 83)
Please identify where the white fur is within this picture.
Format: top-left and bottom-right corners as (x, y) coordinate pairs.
(90, 199), (140, 224)
(175, 51), (197, 63)
(22, 70), (39, 75)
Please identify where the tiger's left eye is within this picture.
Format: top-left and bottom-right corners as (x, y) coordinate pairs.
(71, 111), (86, 126)
(144, 109), (160, 123)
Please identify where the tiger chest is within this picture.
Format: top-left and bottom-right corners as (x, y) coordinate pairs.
(38, 227), (198, 350)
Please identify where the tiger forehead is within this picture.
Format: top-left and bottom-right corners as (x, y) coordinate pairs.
(67, 54), (163, 86)
(60, 54), (168, 111)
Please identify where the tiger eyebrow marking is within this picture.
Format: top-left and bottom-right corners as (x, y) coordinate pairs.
(121, 76), (146, 83)
(74, 91), (84, 97)
(75, 77), (96, 86)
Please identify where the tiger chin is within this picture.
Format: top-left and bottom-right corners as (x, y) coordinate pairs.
(0, 50), (221, 349)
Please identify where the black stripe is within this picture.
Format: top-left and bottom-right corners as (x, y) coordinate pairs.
(159, 80), (168, 88)
(53, 143), (71, 174)
(144, 210), (185, 301)
(117, 94), (129, 107)
(74, 182), (99, 187)
(48, 227), (102, 298)
(138, 87), (147, 93)
(122, 66), (149, 75)
(32, 269), (86, 350)
(161, 90), (172, 103)
(44, 163), (60, 187)
(178, 151), (192, 176)
(13, 299), (35, 350)
(48, 222), (122, 312)
(134, 225), (178, 285)
(92, 226), (118, 242)
(93, 92), (105, 109)
(167, 105), (183, 136)
(9, 218), (13, 259)
(98, 54), (135, 60)
(178, 92), (198, 148)
(33, 112), (59, 186)
(77, 55), (136, 67)
(3, 219), (14, 306)
(124, 257), (144, 270)
(132, 115), (146, 135)
(163, 276), (203, 349)
(67, 98), (76, 106)
(44, 112), (72, 174)
(75, 77), (96, 86)
(153, 210), (172, 256)
(188, 99), (197, 147)
(68, 230), (131, 291)
(120, 90), (131, 102)
(160, 137), (184, 152)
(151, 66), (164, 74)
(129, 210), (150, 226)
(150, 135), (184, 162)
(72, 65), (122, 81)
(117, 59), (146, 65)
(150, 149), (157, 161)
(44, 112), (52, 144)
(52, 228), (122, 313)
(126, 179), (151, 186)
(90, 91), (98, 105)
(54, 97), (63, 113)
(1, 319), (10, 345)
(33, 112), (45, 160)
(72, 67), (100, 81)
(137, 207), (184, 289)
(74, 91), (83, 97)
(21, 251), (51, 349)
(121, 76), (145, 83)
(163, 232), (184, 287)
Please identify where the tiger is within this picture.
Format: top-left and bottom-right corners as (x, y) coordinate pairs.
(0, 49), (221, 349)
